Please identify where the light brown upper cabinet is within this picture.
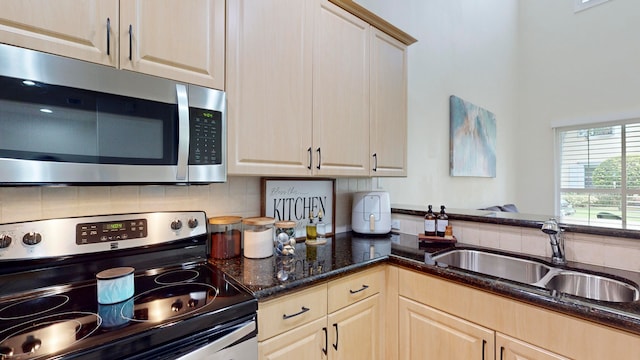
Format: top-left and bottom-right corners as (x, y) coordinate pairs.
(119, 0), (225, 89)
(0, 0), (225, 89)
(0, 0), (118, 66)
(369, 28), (408, 176)
(226, 0), (315, 176)
(227, 0), (413, 177)
(312, 0), (371, 176)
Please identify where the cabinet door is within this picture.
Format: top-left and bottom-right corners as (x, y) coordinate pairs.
(0, 0), (118, 66)
(313, 0), (370, 176)
(258, 284), (327, 341)
(226, 0), (314, 176)
(327, 294), (381, 360)
(369, 28), (408, 177)
(259, 317), (327, 360)
(399, 296), (494, 360)
(496, 333), (570, 360)
(327, 266), (384, 313)
(120, 0), (224, 89)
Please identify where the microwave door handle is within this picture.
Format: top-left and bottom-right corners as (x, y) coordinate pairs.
(176, 84), (189, 181)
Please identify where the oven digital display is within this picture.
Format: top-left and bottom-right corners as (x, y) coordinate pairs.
(106, 223), (124, 230)
(76, 219), (147, 245)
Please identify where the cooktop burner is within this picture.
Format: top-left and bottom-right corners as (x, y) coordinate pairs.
(0, 312), (101, 359)
(154, 269), (200, 284)
(126, 283), (218, 323)
(0, 296), (69, 321)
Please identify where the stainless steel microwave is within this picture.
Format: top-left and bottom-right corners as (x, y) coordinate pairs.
(0, 44), (226, 185)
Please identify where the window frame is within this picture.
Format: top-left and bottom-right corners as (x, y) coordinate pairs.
(554, 119), (640, 228)
(574, 0), (610, 13)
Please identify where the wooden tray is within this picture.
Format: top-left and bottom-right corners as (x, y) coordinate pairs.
(418, 233), (457, 244)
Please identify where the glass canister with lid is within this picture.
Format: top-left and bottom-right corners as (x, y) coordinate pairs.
(242, 217), (275, 258)
(274, 221), (297, 256)
(208, 216), (242, 259)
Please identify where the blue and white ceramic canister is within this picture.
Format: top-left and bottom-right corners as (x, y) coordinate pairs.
(96, 267), (135, 304)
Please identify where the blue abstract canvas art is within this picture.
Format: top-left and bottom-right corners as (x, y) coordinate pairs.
(449, 95), (496, 177)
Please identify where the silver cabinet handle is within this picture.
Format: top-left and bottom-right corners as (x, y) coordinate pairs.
(349, 284), (369, 294)
(283, 306), (309, 320)
(175, 84), (189, 181)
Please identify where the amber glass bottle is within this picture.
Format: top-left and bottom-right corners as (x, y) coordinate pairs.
(424, 205), (436, 236)
(436, 205), (449, 237)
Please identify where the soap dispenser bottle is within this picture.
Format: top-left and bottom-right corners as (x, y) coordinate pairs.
(436, 205), (449, 237)
(424, 205), (436, 236)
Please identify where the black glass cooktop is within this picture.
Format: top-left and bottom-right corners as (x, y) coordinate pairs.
(0, 264), (256, 360)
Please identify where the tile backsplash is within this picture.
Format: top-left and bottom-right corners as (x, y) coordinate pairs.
(392, 213), (640, 273)
(0, 177), (374, 233)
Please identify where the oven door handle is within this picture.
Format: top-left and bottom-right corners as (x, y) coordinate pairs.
(176, 83), (189, 182)
(175, 320), (256, 360)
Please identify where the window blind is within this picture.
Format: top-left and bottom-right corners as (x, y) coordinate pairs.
(558, 121), (640, 229)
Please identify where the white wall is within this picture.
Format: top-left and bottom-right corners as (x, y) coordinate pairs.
(516, 0), (640, 214)
(364, 0), (640, 216)
(360, 0), (521, 211)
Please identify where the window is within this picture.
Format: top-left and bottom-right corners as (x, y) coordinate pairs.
(557, 120), (640, 229)
(574, 0), (610, 13)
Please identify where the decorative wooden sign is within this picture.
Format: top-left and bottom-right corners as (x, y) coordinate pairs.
(261, 178), (336, 239)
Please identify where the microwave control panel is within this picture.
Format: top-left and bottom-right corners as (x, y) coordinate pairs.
(189, 107), (222, 165)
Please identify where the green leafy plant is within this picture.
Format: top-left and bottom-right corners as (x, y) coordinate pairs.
(592, 155), (640, 189)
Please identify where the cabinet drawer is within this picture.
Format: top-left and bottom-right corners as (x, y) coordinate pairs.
(258, 283), (328, 341)
(328, 266), (384, 313)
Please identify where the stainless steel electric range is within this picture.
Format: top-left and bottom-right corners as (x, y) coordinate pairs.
(0, 211), (257, 360)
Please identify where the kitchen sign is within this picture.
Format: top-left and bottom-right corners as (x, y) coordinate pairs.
(261, 178), (335, 239)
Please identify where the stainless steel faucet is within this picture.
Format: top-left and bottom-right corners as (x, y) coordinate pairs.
(541, 218), (566, 265)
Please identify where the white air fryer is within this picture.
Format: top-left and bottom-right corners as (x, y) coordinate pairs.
(351, 191), (391, 234)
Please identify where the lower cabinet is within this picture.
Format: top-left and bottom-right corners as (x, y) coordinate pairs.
(398, 267), (640, 360)
(399, 296), (493, 359)
(257, 266), (384, 359)
(259, 317), (327, 359)
(496, 333), (569, 360)
(398, 296), (569, 360)
(327, 294), (380, 359)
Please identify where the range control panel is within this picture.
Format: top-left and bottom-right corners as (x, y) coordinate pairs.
(76, 219), (147, 245)
(0, 211), (207, 261)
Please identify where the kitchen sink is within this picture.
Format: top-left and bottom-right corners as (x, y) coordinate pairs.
(544, 271), (640, 303)
(430, 248), (640, 303)
(431, 249), (551, 284)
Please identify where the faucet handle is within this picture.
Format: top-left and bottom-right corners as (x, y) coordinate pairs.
(541, 218), (560, 234)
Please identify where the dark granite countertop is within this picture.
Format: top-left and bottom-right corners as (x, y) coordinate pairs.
(392, 204), (640, 240)
(210, 232), (640, 336)
(209, 232), (390, 299)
